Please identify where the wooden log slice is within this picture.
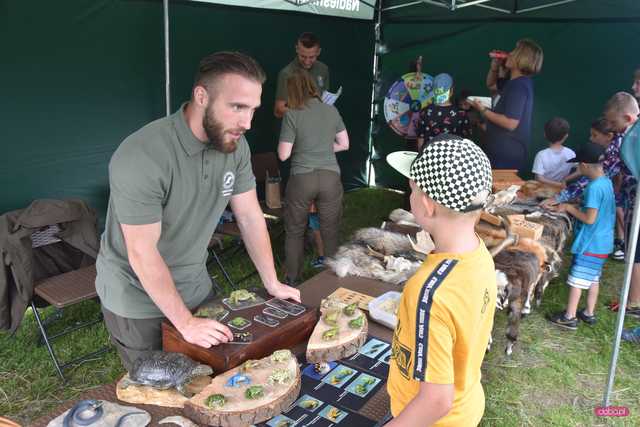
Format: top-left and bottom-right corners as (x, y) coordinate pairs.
(184, 352), (301, 427)
(115, 374), (211, 408)
(306, 302), (369, 364)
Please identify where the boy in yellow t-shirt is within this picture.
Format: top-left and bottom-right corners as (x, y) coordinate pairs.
(385, 135), (497, 427)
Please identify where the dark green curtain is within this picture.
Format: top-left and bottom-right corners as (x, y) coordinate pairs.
(0, 0), (374, 223)
(373, 17), (640, 189)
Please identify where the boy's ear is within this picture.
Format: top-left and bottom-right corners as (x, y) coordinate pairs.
(420, 194), (436, 218)
(623, 112), (639, 125)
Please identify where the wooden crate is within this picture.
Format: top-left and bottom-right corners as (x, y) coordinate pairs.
(508, 216), (544, 241)
(492, 169), (525, 192)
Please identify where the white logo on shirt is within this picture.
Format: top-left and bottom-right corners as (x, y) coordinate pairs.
(222, 171), (235, 196)
(317, 75), (324, 89)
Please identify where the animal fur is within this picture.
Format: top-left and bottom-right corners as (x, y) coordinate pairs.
(492, 206), (571, 307)
(326, 243), (420, 285)
(388, 208), (419, 227)
(352, 227), (413, 256)
(519, 180), (562, 200)
(485, 185), (520, 213)
(493, 250), (541, 355)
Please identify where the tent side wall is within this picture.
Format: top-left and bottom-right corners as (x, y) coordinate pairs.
(0, 0), (374, 220)
(374, 20), (640, 189)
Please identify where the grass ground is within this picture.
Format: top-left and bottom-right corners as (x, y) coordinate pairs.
(1, 188), (639, 426)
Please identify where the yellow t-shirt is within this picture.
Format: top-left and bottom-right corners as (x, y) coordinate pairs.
(387, 239), (496, 426)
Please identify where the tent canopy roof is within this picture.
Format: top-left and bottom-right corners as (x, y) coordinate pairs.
(382, 0), (640, 21)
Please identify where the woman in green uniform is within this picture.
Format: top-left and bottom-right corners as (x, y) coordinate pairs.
(278, 70), (349, 284)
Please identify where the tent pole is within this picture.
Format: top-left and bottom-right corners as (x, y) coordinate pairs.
(367, 0), (383, 186)
(164, 0), (171, 116)
(603, 184), (640, 406)
(516, 0), (577, 14)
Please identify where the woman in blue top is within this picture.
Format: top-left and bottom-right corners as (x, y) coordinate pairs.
(471, 39), (544, 172)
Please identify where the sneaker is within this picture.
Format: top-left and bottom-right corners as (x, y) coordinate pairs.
(627, 305), (640, 318)
(611, 239), (624, 261)
(577, 309), (597, 325)
(311, 256), (325, 269)
(548, 311), (578, 330)
(621, 327), (640, 344)
(612, 248), (625, 261)
(612, 240), (625, 260)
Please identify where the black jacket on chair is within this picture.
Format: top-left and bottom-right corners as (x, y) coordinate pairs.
(0, 199), (99, 333)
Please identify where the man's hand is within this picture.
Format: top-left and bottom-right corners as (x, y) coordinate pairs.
(178, 316), (234, 348)
(266, 281), (301, 303)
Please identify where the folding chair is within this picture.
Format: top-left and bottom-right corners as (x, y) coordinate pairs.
(206, 233), (236, 291)
(28, 225), (109, 381)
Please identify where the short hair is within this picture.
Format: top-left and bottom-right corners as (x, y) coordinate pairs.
(544, 117), (570, 143)
(634, 67), (640, 81)
(604, 92), (640, 115)
(510, 38), (543, 76)
(194, 51), (266, 93)
(297, 32), (320, 48)
(286, 70), (321, 109)
(591, 117), (611, 135)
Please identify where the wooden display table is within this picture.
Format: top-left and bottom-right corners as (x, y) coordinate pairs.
(31, 271), (396, 427)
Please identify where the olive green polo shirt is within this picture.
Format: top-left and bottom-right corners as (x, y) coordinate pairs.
(279, 98), (345, 176)
(275, 59), (330, 101)
(96, 104), (255, 319)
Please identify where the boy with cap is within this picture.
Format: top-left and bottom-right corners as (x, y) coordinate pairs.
(548, 143), (615, 330)
(385, 134), (496, 427)
(416, 73), (471, 150)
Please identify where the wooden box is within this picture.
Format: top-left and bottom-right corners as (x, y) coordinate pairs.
(508, 216), (544, 241)
(492, 169), (525, 192)
(162, 294), (318, 374)
(480, 211), (502, 227)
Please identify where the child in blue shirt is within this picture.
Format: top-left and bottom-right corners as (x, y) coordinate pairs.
(548, 143), (615, 330)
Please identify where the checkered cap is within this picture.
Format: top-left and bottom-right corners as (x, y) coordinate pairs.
(410, 135), (492, 212)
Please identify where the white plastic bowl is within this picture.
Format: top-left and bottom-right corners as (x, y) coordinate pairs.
(368, 291), (402, 330)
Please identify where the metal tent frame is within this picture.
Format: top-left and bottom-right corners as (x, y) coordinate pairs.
(159, 0), (630, 411)
(382, 0), (578, 14)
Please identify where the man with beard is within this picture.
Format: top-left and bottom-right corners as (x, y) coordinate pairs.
(96, 52), (301, 371)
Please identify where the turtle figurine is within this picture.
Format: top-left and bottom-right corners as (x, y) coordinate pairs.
(121, 351), (213, 397)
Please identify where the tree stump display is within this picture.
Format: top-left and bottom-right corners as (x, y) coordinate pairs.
(184, 350), (301, 427)
(115, 374), (211, 408)
(306, 299), (369, 363)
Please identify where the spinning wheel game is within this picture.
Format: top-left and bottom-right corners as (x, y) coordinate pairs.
(383, 72), (434, 139)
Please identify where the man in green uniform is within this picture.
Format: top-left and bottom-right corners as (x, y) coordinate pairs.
(96, 51), (301, 371)
(273, 32), (330, 118)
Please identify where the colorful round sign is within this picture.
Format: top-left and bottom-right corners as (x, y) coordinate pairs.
(383, 72), (435, 139)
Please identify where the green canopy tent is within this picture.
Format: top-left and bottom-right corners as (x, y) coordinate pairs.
(0, 0), (376, 220)
(367, 0), (640, 410)
(1, 0), (638, 408)
(370, 0), (640, 188)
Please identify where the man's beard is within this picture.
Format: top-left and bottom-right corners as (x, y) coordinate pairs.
(203, 104), (239, 153)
